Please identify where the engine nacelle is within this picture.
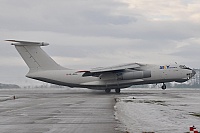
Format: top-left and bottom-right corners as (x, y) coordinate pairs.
(118, 71), (151, 80)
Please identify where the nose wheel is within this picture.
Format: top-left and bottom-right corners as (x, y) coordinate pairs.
(161, 83), (166, 90)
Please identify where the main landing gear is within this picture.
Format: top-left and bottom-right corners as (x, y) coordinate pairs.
(105, 88), (111, 93)
(161, 83), (166, 90)
(105, 88), (121, 94)
(115, 88), (120, 94)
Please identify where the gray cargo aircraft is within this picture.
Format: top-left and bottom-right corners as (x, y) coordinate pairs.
(7, 40), (196, 93)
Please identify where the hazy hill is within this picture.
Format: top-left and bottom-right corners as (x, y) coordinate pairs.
(0, 83), (20, 89)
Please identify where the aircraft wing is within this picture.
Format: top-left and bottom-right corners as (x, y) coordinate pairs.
(82, 63), (144, 77)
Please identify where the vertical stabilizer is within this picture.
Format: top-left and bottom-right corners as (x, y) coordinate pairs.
(7, 40), (65, 72)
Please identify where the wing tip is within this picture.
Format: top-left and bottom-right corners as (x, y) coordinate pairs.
(5, 39), (17, 42)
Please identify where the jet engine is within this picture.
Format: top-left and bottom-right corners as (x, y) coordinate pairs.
(118, 71), (151, 80)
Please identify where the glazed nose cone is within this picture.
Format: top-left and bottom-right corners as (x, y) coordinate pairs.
(192, 69), (196, 77)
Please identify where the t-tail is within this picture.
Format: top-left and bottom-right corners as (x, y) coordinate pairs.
(6, 40), (66, 73)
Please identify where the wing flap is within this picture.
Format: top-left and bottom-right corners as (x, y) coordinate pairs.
(90, 63), (140, 73)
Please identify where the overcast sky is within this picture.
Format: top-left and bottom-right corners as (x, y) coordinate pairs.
(0, 0), (200, 86)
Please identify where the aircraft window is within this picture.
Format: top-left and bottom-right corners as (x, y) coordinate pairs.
(179, 65), (186, 69)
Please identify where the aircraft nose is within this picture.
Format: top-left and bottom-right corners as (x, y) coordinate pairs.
(192, 69), (196, 77)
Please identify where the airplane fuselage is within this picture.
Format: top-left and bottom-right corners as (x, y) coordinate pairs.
(7, 40), (195, 93)
(26, 63), (194, 90)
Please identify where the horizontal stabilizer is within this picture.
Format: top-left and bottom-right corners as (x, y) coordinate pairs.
(7, 39), (65, 71)
(5, 40), (49, 46)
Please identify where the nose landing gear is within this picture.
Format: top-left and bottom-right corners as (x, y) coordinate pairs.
(161, 83), (166, 90)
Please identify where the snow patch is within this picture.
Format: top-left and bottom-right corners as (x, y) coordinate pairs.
(115, 90), (200, 133)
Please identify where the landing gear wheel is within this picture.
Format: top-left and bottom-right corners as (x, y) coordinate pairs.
(115, 88), (120, 94)
(161, 83), (166, 90)
(105, 88), (111, 93)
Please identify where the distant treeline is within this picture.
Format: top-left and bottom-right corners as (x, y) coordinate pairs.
(131, 83), (200, 89)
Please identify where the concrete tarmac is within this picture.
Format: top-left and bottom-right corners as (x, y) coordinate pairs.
(1, 88), (200, 133)
(0, 88), (119, 133)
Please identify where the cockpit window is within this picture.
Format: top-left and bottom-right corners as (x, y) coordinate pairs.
(179, 65), (186, 69)
(179, 65), (192, 70)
